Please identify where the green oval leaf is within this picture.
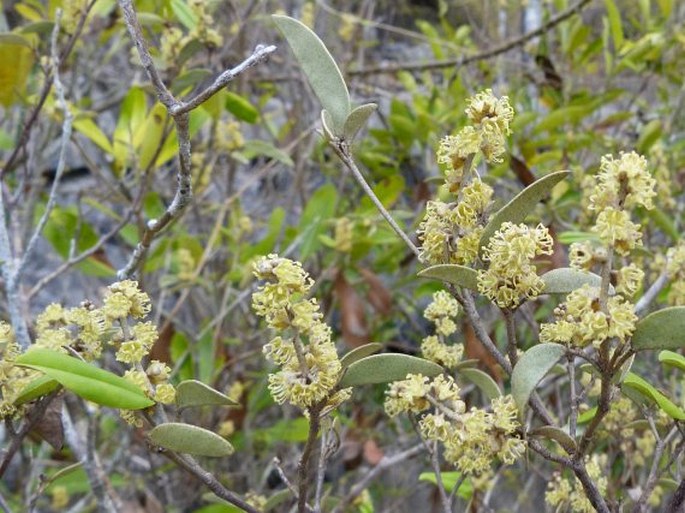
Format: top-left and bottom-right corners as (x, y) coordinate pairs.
(659, 350), (685, 371)
(14, 375), (60, 406)
(176, 380), (239, 409)
(338, 354), (443, 388)
(419, 471), (473, 500)
(340, 343), (384, 368)
(528, 426), (577, 454)
(453, 359), (480, 370)
(148, 423), (234, 457)
(511, 343), (566, 414)
(622, 372), (685, 420)
(459, 368), (501, 400)
(343, 103), (378, 142)
(631, 307), (685, 351)
(417, 264), (479, 290)
(225, 91), (259, 124)
(479, 170), (570, 254)
(272, 15), (350, 133)
(541, 268), (604, 294)
(15, 348), (154, 410)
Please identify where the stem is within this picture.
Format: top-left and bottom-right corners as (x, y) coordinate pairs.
(298, 402), (324, 513)
(568, 354), (578, 439)
(331, 140), (420, 258)
(430, 441), (452, 513)
(632, 426), (679, 513)
(503, 309), (519, 367)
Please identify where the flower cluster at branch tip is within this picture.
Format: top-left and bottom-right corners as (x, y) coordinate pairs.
(418, 90), (512, 265)
(0, 281), (174, 420)
(437, 90), (514, 191)
(385, 374), (525, 475)
(539, 284), (637, 348)
(477, 222), (554, 308)
(420, 290), (463, 369)
(252, 255), (350, 412)
(589, 152), (656, 255)
(546, 455), (608, 513)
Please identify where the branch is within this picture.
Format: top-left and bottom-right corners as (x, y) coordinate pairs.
(162, 451), (262, 513)
(330, 140), (420, 258)
(115, 0), (275, 279)
(634, 271), (669, 315)
(348, 0), (591, 76)
(16, 11), (74, 285)
(330, 443), (424, 513)
(298, 402), (324, 513)
(632, 426), (679, 513)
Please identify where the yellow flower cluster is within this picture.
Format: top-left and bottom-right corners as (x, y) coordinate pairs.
(417, 179), (493, 265)
(587, 152), (656, 255)
(1, 281), (174, 419)
(385, 374), (525, 475)
(478, 222), (553, 308)
(539, 284), (637, 348)
(252, 255), (349, 411)
(436, 90), (513, 191)
(420, 291), (463, 369)
(546, 456), (608, 513)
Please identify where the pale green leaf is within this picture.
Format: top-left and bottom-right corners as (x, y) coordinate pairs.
(0, 40), (34, 107)
(148, 423), (234, 456)
(225, 91), (259, 124)
(459, 368), (501, 400)
(321, 110), (335, 141)
(176, 379), (240, 409)
(417, 264), (478, 290)
(272, 15), (350, 133)
(343, 103), (378, 142)
(604, 0), (624, 50)
(541, 268), (604, 294)
(340, 343), (383, 368)
(631, 307), (685, 351)
(528, 426), (576, 454)
(338, 354), (443, 388)
(15, 348), (154, 410)
(658, 350), (685, 372)
(14, 375), (60, 406)
(479, 171), (570, 255)
(73, 117), (113, 154)
(170, 0), (198, 29)
(242, 140), (294, 167)
(511, 343), (566, 414)
(622, 372), (685, 420)
(419, 471), (473, 499)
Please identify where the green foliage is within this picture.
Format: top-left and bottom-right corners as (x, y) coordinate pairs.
(338, 354), (443, 387)
(511, 343), (566, 414)
(176, 379), (240, 409)
(148, 422), (235, 456)
(15, 348), (154, 410)
(631, 307), (685, 351)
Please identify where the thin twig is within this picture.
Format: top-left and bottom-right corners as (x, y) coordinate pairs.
(298, 402), (324, 513)
(632, 426), (679, 513)
(330, 443), (423, 513)
(16, 12), (74, 285)
(161, 451), (262, 513)
(331, 140), (420, 258)
(115, 0), (275, 279)
(634, 271), (669, 315)
(347, 0), (591, 76)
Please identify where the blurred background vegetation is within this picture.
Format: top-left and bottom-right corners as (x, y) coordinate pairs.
(0, 0), (683, 511)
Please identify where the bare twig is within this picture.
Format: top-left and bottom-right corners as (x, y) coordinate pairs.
(0, 392), (59, 479)
(331, 443), (424, 513)
(632, 426), (679, 513)
(61, 403), (121, 513)
(16, 11), (74, 285)
(348, 0), (591, 76)
(635, 271), (669, 315)
(330, 140), (420, 258)
(161, 451), (261, 513)
(115, 0), (275, 279)
(297, 402), (324, 513)
(0, 1), (95, 180)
